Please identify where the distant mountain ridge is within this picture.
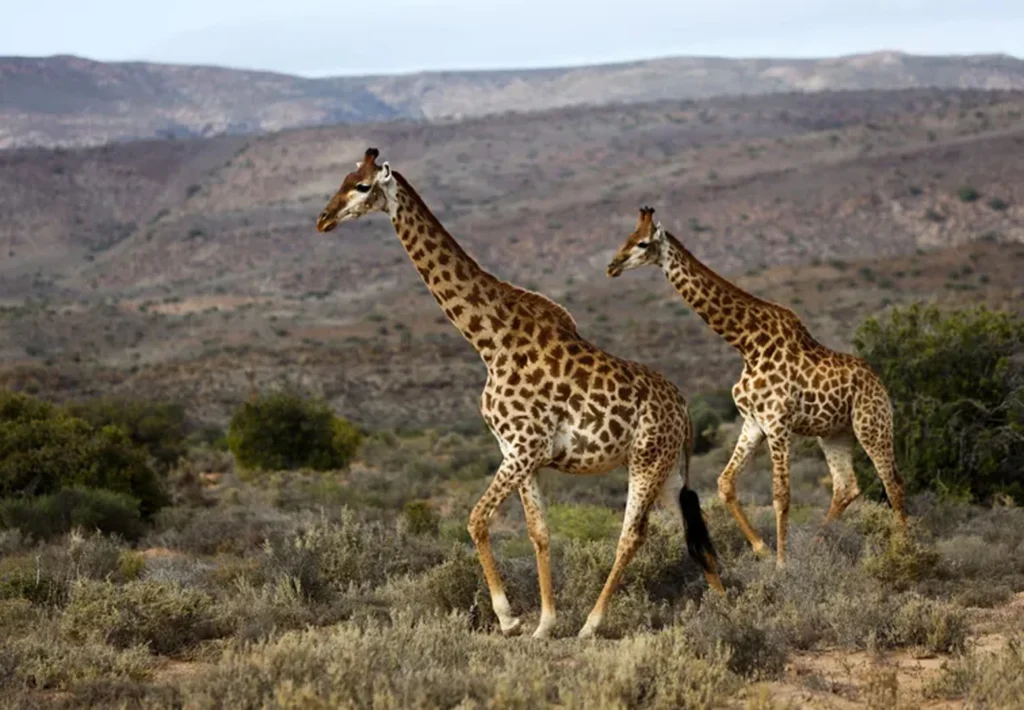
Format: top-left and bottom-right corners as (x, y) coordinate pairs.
(3, 51), (1024, 149)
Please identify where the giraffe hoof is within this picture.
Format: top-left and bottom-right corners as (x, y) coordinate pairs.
(577, 620), (600, 639)
(500, 617), (523, 637)
(751, 541), (771, 559)
(532, 614), (556, 639)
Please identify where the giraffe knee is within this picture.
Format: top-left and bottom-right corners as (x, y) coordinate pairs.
(528, 524), (550, 553)
(717, 474), (736, 503)
(467, 511), (490, 544)
(772, 490), (790, 513)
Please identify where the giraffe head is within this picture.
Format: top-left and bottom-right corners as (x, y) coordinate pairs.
(606, 206), (667, 277)
(316, 147), (396, 232)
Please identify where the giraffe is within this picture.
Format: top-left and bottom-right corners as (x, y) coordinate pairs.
(606, 207), (908, 567)
(316, 149), (723, 638)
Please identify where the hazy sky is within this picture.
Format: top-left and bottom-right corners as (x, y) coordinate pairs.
(5, 0), (1024, 76)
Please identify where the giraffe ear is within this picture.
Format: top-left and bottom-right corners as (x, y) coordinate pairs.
(653, 222), (667, 240)
(379, 161), (393, 183)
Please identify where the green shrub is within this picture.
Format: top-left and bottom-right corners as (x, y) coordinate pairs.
(548, 503), (620, 541)
(0, 391), (168, 517)
(688, 395), (724, 454)
(957, 185), (980, 202)
(402, 500), (440, 536)
(987, 196), (1010, 211)
(227, 392), (362, 473)
(853, 304), (1024, 503)
(0, 487), (143, 542)
(66, 397), (189, 470)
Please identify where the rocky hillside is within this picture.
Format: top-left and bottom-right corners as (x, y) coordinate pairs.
(1, 87), (1022, 426)
(3, 51), (1024, 149)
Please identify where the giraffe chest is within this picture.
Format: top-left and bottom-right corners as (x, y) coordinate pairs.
(478, 367), (641, 475)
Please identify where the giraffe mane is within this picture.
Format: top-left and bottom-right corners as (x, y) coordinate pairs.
(504, 287), (579, 333)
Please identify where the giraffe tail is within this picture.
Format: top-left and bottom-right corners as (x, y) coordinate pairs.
(679, 486), (725, 593)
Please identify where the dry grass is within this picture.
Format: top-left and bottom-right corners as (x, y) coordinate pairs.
(1, 431), (1022, 708)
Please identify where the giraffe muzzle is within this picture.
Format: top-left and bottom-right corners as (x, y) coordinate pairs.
(316, 212), (339, 233)
(606, 260), (624, 278)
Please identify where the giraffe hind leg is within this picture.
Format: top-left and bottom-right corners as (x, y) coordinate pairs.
(717, 418), (769, 557)
(818, 430), (860, 524)
(519, 474), (556, 639)
(853, 394), (908, 527)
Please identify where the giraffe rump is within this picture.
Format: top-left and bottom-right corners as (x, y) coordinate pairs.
(679, 486), (718, 574)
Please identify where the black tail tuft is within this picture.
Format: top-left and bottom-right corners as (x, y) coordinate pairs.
(679, 486), (718, 573)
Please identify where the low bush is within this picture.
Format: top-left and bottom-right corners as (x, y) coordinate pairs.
(177, 611), (737, 710)
(854, 303), (1024, 504)
(61, 579), (218, 655)
(689, 394), (724, 454)
(402, 500), (440, 536)
(0, 487), (143, 542)
(928, 636), (1024, 705)
(227, 392), (363, 473)
(65, 397), (189, 471)
(0, 622), (153, 692)
(0, 391), (168, 518)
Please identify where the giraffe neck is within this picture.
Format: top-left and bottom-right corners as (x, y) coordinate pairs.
(660, 232), (780, 358)
(387, 173), (507, 362)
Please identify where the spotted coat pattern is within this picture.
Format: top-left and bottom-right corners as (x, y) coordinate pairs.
(316, 151), (722, 638)
(607, 207), (908, 567)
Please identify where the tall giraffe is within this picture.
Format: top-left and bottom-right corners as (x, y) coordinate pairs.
(316, 150), (723, 638)
(606, 207), (907, 567)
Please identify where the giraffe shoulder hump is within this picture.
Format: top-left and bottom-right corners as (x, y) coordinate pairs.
(506, 287), (579, 333)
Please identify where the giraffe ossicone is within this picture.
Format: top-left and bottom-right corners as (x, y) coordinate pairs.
(316, 149), (724, 639)
(607, 206), (908, 567)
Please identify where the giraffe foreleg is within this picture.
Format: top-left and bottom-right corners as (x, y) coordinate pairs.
(519, 474), (555, 639)
(468, 453), (542, 636)
(767, 432), (792, 568)
(717, 418), (768, 557)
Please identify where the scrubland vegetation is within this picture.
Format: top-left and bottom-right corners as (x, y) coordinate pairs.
(1, 303), (1022, 708)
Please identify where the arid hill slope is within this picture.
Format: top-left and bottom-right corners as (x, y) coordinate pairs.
(3, 51), (1024, 148)
(0, 87), (1021, 426)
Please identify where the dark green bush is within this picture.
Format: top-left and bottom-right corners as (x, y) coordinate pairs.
(853, 303), (1024, 503)
(66, 397), (188, 470)
(0, 487), (143, 542)
(688, 395), (724, 454)
(227, 393), (362, 473)
(0, 391), (168, 518)
(957, 185), (980, 202)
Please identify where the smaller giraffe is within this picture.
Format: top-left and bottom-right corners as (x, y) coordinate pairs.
(606, 207), (907, 567)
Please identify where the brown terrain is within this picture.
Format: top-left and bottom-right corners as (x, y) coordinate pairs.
(1, 82), (1023, 429)
(2, 58), (1024, 708)
(4, 51), (1024, 149)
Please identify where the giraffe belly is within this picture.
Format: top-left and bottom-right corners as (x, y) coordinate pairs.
(789, 395), (855, 438)
(550, 421), (628, 475)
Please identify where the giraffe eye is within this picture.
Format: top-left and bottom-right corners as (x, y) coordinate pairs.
(354, 184), (371, 193)
(637, 240), (649, 249)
